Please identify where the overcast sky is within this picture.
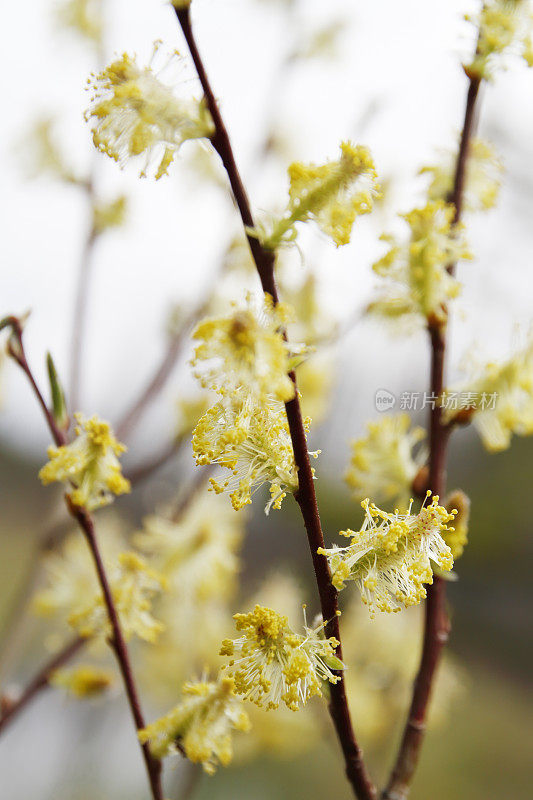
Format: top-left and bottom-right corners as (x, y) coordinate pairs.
(1, 0), (532, 460)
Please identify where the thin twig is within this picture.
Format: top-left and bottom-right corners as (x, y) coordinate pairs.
(0, 516), (69, 682)
(174, 8), (376, 799)
(69, 184), (97, 414)
(115, 329), (188, 442)
(170, 465), (215, 523)
(0, 430), (210, 742)
(4, 317), (67, 447)
(71, 505), (163, 799)
(449, 78), (482, 232)
(0, 636), (86, 736)
(69, 21), (107, 414)
(115, 298), (210, 443)
(381, 72), (482, 800)
(5, 321), (164, 800)
(126, 435), (184, 487)
(174, 761), (203, 800)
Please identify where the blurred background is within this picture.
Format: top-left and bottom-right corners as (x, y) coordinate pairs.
(1, 0), (532, 798)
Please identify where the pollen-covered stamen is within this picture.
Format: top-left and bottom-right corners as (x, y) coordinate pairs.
(38, 413), (130, 511)
(368, 200), (471, 327)
(318, 495), (455, 615)
(192, 293), (302, 404)
(345, 413), (427, 511)
(465, 0), (533, 80)
(193, 393), (317, 513)
(85, 48), (214, 179)
(443, 489), (470, 559)
(254, 141), (380, 249)
(139, 675), (250, 774)
(219, 605), (342, 711)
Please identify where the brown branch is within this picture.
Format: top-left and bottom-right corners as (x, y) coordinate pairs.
(115, 299), (210, 443)
(174, 8), (375, 799)
(6, 324), (164, 800)
(0, 636), (86, 736)
(449, 75), (482, 232)
(169, 465), (215, 522)
(126, 435), (183, 487)
(69, 172), (98, 414)
(71, 505), (163, 800)
(0, 463), (211, 741)
(4, 317), (67, 447)
(0, 517), (70, 682)
(381, 69), (482, 800)
(70, 24), (107, 414)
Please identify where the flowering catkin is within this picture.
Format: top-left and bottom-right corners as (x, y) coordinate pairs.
(443, 333), (533, 451)
(345, 414), (427, 511)
(318, 495), (455, 615)
(368, 201), (471, 327)
(39, 414), (130, 511)
(191, 293), (298, 403)
(139, 676), (250, 774)
(465, 0), (533, 80)
(220, 605), (343, 711)
(85, 50), (214, 178)
(420, 138), (503, 213)
(192, 392), (314, 512)
(254, 141), (380, 249)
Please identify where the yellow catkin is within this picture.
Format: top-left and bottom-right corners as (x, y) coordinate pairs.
(139, 675), (250, 774)
(39, 413), (130, 511)
(255, 141), (380, 249)
(318, 495), (455, 614)
(369, 200), (471, 326)
(220, 605), (342, 711)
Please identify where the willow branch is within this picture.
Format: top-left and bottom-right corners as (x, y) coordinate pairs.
(115, 298), (211, 443)
(69, 181), (98, 413)
(0, 636), (86, 736)
(0, 433), (209, 740)
(174, 761), (203, 800)
(381, 70), (482, 800)
(0, 518), (70, 682)
(449, 75), (482, 239)
(69, 24), (107, 414)
(125, 435), (184, 487)
(173, 8), (375, 799)
(170, 465), (215, 522)
(5, 322), (163, 800)
(116, 6), (299, 445)
(4, 317), (67, 447)
(70, 505), (163, 799)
